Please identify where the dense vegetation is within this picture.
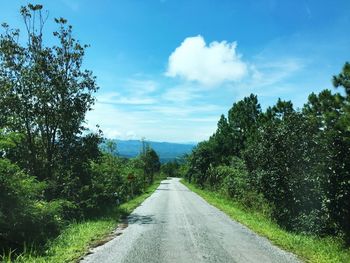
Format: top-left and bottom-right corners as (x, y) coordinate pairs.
(0, 4), (161, 257)
(185, 62), (350, 245)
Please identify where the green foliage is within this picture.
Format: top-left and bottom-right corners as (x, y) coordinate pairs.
(333, 62), (350, 95)
(221, 159), (249, 198)
(0, 2), (102, 220)
(186, 62), (350, 245)
(140, 147), (161, 184)
(227, 94), (261, 156)
(0, 4), (164, 257)
(121, 158), (146, 196)
(186, 140), (217, 185)
(161, 160), (180, 177)
(10, 180), (161, 263)
(84, 153), (124, 215)
(0, 5), (98, 183)
(0, 158), (65, 250)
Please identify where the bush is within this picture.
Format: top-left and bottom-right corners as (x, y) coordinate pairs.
(221, 158), (249, 198)
(120, 163), (145, 199)
(292, 209), (330, 236)
(161, 161), (180, 177)
(82, 153), (124, 216)
(238, 191), (272, 216)
(81, 153), (149, 216)
(199, 159), (272, 216)
(0, 159), (64, 250)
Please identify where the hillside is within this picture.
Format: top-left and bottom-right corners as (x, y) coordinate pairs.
(109, 140), (196, 162)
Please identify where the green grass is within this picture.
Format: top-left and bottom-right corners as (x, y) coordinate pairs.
(181, 179), (350, 263)
(9, 180), (161, 263)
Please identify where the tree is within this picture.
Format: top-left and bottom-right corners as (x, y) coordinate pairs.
(185, 63), (350, 243)
(333, 62), (350, 95)
(210, 114), (234, 164)
(186, 140), (216, 185)
(141, 147), (160, 184)
(227, 94), (261, 156)
(0, 4), (98, 182)
(330, 63), (350, 242)
(161, 160), (180, 177)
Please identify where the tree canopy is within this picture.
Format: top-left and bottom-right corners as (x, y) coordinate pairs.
(185, 62), (350, 243)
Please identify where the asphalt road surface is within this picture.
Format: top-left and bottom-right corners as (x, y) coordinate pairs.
(81, 178), (301, 263)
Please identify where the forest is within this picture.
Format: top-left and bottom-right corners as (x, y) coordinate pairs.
(0, 4), (161, 256)
(184, 62), (350, 244)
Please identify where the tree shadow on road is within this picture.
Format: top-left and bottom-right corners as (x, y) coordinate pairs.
(128, 214), (156, 225)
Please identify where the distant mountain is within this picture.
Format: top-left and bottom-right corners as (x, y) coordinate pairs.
(103, 140), (196, 163)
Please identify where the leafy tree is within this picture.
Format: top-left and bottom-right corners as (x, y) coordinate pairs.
(185, 74), (350, 242)
(329, 63), (350, 241)
(303, 88), (350, 237)
(186, 140), (216, 185)
(86, 152), (123, 215)
(141, 147), (161, 184)
(161, 160), (180, 177)
(271, 98), (294, 119)
(333, 62), (350, 95)
(227, 94), (261, 156)
(210, 114), (234, 164)
(0, 4), (98, 182)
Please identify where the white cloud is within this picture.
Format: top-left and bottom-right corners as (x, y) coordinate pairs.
(230, 57), (306, 107)
(166, 35), (248, 87)
(147, 104), (223, 117)
(102, 128), (122, 139)
(97, 92), (156, 105)
(124, 79), (157, 95)
(86, 98), (221, 142)
(236, 58), (304, 96)
(96, 79), (159, 105)
(161, 85), (201, 103)
(86, 102), (154, 139)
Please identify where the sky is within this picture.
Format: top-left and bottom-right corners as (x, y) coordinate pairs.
(1, 0), (350, 143)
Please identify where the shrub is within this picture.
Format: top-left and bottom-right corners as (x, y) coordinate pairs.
(83, 153), (124, 216)
(222, 158), (249, 198)
(0, 159), (64, 250)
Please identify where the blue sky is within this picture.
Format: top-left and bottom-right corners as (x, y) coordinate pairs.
(1, 0), (350, 142)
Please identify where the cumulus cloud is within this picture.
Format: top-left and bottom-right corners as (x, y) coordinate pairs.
(166, 35), (248, 87)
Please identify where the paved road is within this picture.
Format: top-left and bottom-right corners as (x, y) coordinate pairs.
(81, 178), (301, 263)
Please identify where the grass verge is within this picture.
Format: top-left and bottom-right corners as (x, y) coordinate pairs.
(181, 179), (350, 263)
(10, 180), (161, 263)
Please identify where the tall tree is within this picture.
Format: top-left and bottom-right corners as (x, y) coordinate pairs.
(210, 114), (234, 163)
(333, 62), (350, 96)
(0, 4), (98, 180)
(228, 94), (261, 156)
(141, 147), (161, 184)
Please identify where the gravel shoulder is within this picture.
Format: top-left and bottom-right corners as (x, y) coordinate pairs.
(81, 178), (301, 263)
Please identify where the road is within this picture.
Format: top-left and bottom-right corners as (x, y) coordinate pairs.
(81, 178), (301, 263)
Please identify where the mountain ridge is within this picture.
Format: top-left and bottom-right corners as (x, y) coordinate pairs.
(106, 139), (196, 163)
